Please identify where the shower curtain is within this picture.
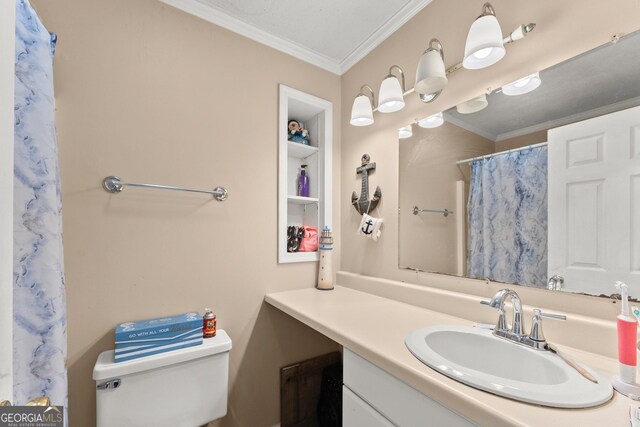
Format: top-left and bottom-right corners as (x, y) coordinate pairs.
(467, 147), (548, 288)
(14, 0), (67, 418)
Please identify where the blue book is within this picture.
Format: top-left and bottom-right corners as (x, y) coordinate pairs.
(115, 328), (203, 348)
(115, 312), (202, 345)
(115, 331), (203, 354)
(114, 338), (203, 362)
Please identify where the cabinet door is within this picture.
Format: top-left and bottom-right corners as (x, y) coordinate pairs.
(343, 386), (394, 427)
(343, 349), (476, 427)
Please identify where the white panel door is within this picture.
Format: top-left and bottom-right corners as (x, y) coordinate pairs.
(548, 105), (640, 295)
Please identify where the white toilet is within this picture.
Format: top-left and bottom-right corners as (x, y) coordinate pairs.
(93, 330), (232, 427)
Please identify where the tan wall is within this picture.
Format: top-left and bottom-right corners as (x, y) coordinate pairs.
(30, 0), (341, 426)
(340, 0), (640, 286)
(398, 122), (493, 274)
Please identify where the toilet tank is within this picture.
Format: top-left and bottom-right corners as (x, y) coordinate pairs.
(93, 330), (232, 427)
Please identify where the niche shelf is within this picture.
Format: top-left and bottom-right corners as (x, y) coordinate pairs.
(288, 141), (319, 159)
(278, 85), (332, 263)
(287, 195), (320, 205)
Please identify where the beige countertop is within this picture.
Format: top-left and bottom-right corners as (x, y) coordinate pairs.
(265, 285), (634, 427)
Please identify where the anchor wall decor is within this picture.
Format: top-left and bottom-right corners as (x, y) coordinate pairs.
(352, 154), (382, 215)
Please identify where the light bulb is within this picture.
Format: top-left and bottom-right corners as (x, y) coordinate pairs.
(417, 112), (444, 129)
(398, 125), (413, 139)
(502, 72), (541, 96)
(473, 47), (493, 59)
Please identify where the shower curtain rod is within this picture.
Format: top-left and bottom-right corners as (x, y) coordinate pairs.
(456, 142), (548, 165)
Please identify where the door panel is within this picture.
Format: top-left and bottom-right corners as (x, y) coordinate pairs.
(565, 180), (604, 268)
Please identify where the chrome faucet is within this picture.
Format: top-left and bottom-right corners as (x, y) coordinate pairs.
(481, 291), (594, 381)
(483, 289), (566, 350)
(489, 289), (525, 336)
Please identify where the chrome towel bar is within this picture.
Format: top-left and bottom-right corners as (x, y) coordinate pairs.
(412, 205), (453, 217)
(102, 176), (228, 201)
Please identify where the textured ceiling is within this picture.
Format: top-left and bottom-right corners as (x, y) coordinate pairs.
(444, 31), (640, 141)
(210, 0), (414, 61)
(161, 0), (432, 74)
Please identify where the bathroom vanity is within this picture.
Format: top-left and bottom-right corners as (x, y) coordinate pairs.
(265, 273), (631, 426)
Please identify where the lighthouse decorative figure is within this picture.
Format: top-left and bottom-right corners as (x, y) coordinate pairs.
(317, 226), (334, 290)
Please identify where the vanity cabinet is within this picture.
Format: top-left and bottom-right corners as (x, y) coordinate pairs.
(343, 349), (476, 427)
(278, 84), (332, 263)
(343, 386), (394, 427)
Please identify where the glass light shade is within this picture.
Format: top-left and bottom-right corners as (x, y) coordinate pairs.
(415, 49), (447, 101)
(502, 72), (541, 96)
(419, 92), (440, 103)
(456, 94), (488, 114)
(398, 125), (413, 139)
(463, 14), (505, 70)
(378, 76), (405, 113)
(350, 94), (374, 126)
(417, 112), (444, 129)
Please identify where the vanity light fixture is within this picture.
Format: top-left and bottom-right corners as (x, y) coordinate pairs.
(502, 72), (541, 96)
(350, 85), (376, 126)
(348, 3), (537, 127)
(417, 112), (444, 128)
(378, 65), (406, 113)
(504, 23), (537, 44)
(456, 94), (488, 114)
(462, 3), (506, 70)
(398, 125), (413, 139)
(415, 39), (447, 103)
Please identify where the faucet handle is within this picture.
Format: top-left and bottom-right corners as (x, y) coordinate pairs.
(539, 311), (567, 321)
(480, 300), (509, 332)
(496, 308), (508, 331)
(529, 309), (545, 342)
(529, 309), (567, 342)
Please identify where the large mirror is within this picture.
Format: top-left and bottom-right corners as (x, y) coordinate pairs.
(399, 30), (640, 298)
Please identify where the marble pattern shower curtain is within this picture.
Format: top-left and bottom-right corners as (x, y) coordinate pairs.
(467, 147), (548, 288)
(14, 0), (67, 416)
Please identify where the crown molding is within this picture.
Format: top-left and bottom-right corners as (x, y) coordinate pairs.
(159, 0), (432, 76)
(159, 0), (341, 74)
(444, 112), (498, 142)
(339, 0), (433, 74)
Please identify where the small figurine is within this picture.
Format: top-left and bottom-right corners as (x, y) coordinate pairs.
(317, 226), (334, 290)
(288, 119), (310, 145)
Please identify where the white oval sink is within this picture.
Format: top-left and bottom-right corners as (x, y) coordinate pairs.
(405, 325), (613, 408)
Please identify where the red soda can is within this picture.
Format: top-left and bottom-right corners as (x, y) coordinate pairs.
(203, 308), (217, 338)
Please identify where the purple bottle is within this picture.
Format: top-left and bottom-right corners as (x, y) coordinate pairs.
(298, 164), (309, 197)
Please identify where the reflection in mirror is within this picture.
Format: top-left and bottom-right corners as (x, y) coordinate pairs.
(399, 30), (640, 298)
